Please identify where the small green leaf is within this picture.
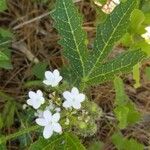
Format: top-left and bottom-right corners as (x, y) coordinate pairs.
(120, 33), (133, 47)
(133, 63), (141, 88)
(114, 105), (129, 129)
(32, 62), (47, 80)
(0, 60), (12, 69)
(134, 41), (150, 56)
(112, 132), (125, 150)
(88, 141), (103, 150)
(124, 139), (144, 150)
(0, 51), (9, 61)
(2, 101), (16, 128)
(0, 114), (3, 129)
(112, 133), (144, 150)
(0, 28), (12, 38)
(126, 102), (141, 125)
(145, 66), (150, 81)
(130, 9), (145, 34)
(114, 77), (127, 106)
(29, 133), (86, 150)
(0, 0), (7, 12)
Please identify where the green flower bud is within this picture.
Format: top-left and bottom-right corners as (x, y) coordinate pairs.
(75, 119), (97, 137)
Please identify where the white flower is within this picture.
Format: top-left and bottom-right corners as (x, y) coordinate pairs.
(63, 87), (85, 109)
(141, 26), (150, 44)
(43, 69), (62, 87)
(36, 110), (62, 139)
(27, 90), (45, 109)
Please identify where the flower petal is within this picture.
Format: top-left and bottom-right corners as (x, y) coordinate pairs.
(63, 101), (72, 109)
(43, 125), (53, 139)
(40, 97), (45, 104)
(45, 71), (54, 80)
(76, 94), (85, 102)
(56, 76), (62, 83)
(63, 91), (72, 100)
(43, 110), (52, 122)
(32, 101), (41, 109)
(72, 102), (81, 109)
(52, 113), (60, 122)
(53, 69), (60, 77)
(27, 99), (33, 106)
(36, 118), (47, 126)
(28, 91), (37, 99)
(52, 123), (62, 133)
(71, 87), (79, 96)
(146, 26), (150, 33)
(37, 90), (43, 97)
(43, 80), (52, 86)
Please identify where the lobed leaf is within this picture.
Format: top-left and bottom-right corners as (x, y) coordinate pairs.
(85, 0), (137, 78)
(85, 50), (146, 86)
(29, 133), (86, 150)
(52, 0), (88, 78)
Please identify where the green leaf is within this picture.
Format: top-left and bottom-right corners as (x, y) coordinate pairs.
(112, 132), (125, 150)
(130, 9), (145, 34)
(52, 0), (88, 79)
(114, 105), (129, 129)
(0, 29), (12, 70)
(0, 0), (7, 12)
(2, 101), (16, 128)
(32, 62), (47, 80)
(126, 102), (141, 125)
(112, 133), (144, 150)
(0, 60), (12, 69)
(114, 101), (141, 129)
(133, 63), (141, 88)
(86, 0), (137, 78)
(114, 77), (127, 106)
(0, 28), (12, 38)
(120, 33), (133, 47)
(0, 51), (9, 61)
(0, 114), (3, 129)
(29, 133), (86, 150)
(85, 49), (146, 86)
(134, 41), (150, 56)
(0, 140), (6, 150)
(124, 139), (144, 150)
(88, 141), (104, 150)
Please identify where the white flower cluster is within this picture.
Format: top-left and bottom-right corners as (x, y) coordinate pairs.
(141, 26), (150, 44)
(26, 69), (85, 139)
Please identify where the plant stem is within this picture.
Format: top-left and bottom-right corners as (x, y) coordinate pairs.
(0, 125), (40, 144)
